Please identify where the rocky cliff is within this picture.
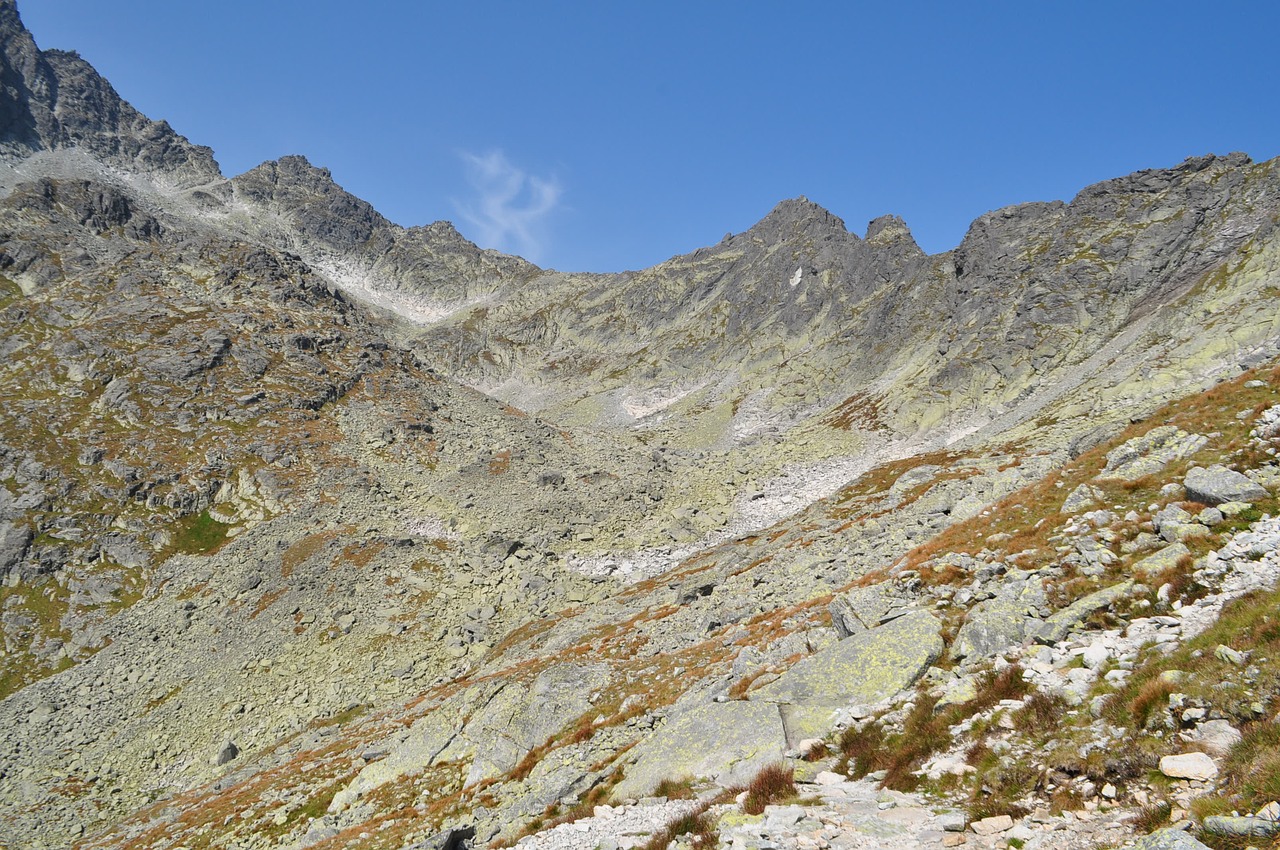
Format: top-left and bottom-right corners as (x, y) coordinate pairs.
(2, 3), (1280, 850)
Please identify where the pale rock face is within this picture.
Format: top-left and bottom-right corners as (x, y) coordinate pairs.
(1102, 427), (1208, 481)
(1159, 751), (1219, 781)
(1082, 640), (1110, 670)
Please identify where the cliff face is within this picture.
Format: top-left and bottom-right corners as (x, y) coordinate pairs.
(0, 1), (220, 186)
(2, 3), (1280, 849)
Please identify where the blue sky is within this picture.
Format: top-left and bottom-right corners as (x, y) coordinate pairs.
(17, 1), (1280, 271)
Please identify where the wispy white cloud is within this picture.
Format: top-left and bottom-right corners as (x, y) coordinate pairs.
(456, 150), (562, 264)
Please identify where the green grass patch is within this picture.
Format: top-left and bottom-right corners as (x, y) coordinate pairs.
(168, 510), (231, 556)
(0, 274), (21, 309)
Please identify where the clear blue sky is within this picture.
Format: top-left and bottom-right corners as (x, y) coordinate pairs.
(16, 1), (1280, 271)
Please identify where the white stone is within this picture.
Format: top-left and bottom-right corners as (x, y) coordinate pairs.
(1160, 751), (1219, 781)
(971, 814), (1014, 835)
(1082, 641), (1109, 670)
(814, 770), (844, 786)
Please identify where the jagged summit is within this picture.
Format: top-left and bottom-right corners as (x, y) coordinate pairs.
(863, 213), (922, 254)
(744, 195), (852, 242)
(0, 0), (220, 186)
(232, 155), (391, 250)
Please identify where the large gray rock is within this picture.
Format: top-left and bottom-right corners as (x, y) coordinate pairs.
(331, 692), (471, 812)
(1129, 829), (1213, 850)
(1159, 751), (1218, 781)
(1030, 581), (1133, 644)
(0, 520), (32, 573)
(1186, 719), (1242, 758)
(1184, 464), (1269, 505)
(752, 610), (942, 707)
(404, 826), (476, 850)
(1202, 815), (1280, 839)
(453, 663), (611, 786)
(1133, 542), (1191, 576)
(952, 578), (1046, 661)
(1102, 427), (1207, 480)
(612, 700), (787, 800)
(827, 583), (912, 639)
(1061, 483), (1102, 513)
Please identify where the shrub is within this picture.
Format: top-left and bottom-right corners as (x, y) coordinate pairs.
(742, 763), (797, 815)
(836, 721), (885, 778)
(1012, 691), (1068, 739)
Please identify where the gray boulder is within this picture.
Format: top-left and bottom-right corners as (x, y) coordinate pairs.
(1030, 581), (1132, 644)
(214, 741), (239, 766)
(752, 610), (942, 706)
(827, 583), (912, 638)
(1130, 829), (1212, 850)
(612, 700), (787, 800)
(1133, 543), (1191, 576)
(0, 520), (32, 572)
(1184, 464), (1269, 505)
(1102, 427), (1207, 480)
(952, 578), (1046, 661)
(1061, 483), (1102, 513)
(1202, 815), (1280, 839)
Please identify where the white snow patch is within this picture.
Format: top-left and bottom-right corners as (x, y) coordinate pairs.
(620, 383), (707, 421)
(403, 516), (461, 542)
(789, 266), (803, 287)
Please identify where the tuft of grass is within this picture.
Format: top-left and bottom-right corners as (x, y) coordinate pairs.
(727, 667), (772, 700)
(642, 802), (717, 850)
(653, 776), (697, 800)
(1011, 690), (1069, 739)
(1132, 800), (1173, 833)
(1105, 676), (1177, 729)
(837, 666), (1034, 791)
(742, 763), (797, 815)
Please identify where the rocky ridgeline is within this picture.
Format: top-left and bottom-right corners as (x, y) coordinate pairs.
(2, 2), (1280, 849)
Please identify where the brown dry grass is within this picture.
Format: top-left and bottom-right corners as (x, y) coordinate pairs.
(742, 763), (797, 815)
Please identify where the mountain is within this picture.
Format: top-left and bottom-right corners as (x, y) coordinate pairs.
(2, 2), (1280, 849)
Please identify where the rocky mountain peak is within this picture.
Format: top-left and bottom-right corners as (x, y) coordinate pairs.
(232, 155), (389, 250)
(405, 219), (480, 249)
(0, 0), (220, 185)
(252, 154), (339, 189)
(745, 195), (853, 244)
(863, 213), (922, 255)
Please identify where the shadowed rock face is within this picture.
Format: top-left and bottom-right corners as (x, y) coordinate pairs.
(0, 0), (219, 185)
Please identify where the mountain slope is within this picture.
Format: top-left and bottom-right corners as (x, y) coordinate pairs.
(2, 3), (1280, 850)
